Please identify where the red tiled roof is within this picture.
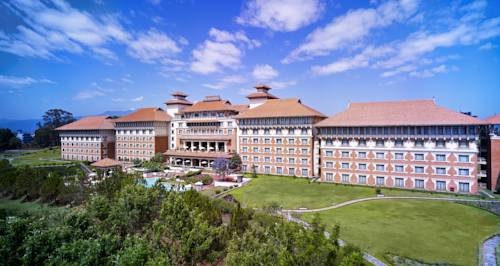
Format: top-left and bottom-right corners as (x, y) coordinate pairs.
(484, 114), (500, 124)
(181, 96), (243, 113)
(236, 98), (326, 119)
(246, 92), (279, 99)
(91, 158), (122, 168)
(171, 91), (188, 97)
(56, 116), (114, 131)
(165, 98), (193, 105)
(113, 107), (172, 123)
(315, 99), (483, 127)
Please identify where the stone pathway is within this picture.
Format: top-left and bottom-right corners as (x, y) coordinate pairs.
(483, 235), (499, 266)
(283, 196), (500, 213)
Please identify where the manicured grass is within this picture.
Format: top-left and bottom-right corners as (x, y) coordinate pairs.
(0, 198), (66, 217)
(4, 148), (72, 167)
(230, 175), (488, 210)
(302, 200), (500, 266)
(230, 175), (375, 209)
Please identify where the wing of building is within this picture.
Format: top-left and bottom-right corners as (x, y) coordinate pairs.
(113, 107), (171, 162)
(481, 114), (500, 191)
(315, 99), (483, 193)
(56, 116), (116, 162)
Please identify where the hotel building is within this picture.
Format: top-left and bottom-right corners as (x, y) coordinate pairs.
(164, 95), (247, 167)
(113, 107), (171, 162)
(314, 100), (483, 193)
(236, 85), (326, 177)
(483, 115), (500, 191)
(56, 116), (115, 162)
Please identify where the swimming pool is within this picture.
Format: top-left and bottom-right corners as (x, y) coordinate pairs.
(141, 177), (191, 192)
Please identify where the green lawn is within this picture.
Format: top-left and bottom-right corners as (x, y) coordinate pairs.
(302, 200), (500, 266)
(2, 148), (73, 167)
(230, 175), (487, 210)
(0, 198), (66, 217)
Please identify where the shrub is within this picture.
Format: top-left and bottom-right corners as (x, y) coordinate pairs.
(375, 187), (382, 195)
(201, 175), (213, 185)
(214, 189), (221, 195)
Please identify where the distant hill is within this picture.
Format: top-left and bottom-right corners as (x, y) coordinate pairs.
(0, 110), (131, 133)
(0, 119), (40, 133)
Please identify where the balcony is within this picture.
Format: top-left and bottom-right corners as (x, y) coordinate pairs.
(478, 170), (487, 178)
(478, 157), (487, 165)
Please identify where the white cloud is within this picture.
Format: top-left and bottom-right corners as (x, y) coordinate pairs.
(203, 75), (247, 90)
(408, 64), (458, 78)
(73, 90), (105, 100)
(479, 42), (497, 50)
(237, 0), (324, 32)
(0, 75), (54, 88)
(127, 29), (182, 63)
(269, 80), (297, 89)
(283, 0), (419, 63)
(131, 96), (144, 102)
(190, 28), (259, 74)
(252, 64), (279, 81)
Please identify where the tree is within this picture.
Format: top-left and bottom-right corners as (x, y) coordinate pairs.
(34, 109), (75, 147)
(228, 153), (242, 172)
(151, 153), (165, 163)
(0, 128), (17, 151)
(8, 136), (22, 149)
(212, 158), (229, 178)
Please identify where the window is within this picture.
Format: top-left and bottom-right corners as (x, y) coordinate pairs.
(288, 128), (295, 135)
(376, 152), (385, 159)
(358, 175), (367, 184)
(395, 165), (404, 172)
(288, 138), (295, 144)
(458, 155), (469, 162)
(341, 163), (349, 169)
(358, 163), (367, 170)
(264, 147), (271, 153)
(415, 153), (424, 160)
(276, 128), (282, 135)
(415, 166), (425, 173)
(415, 140), (424, 147)
(301, 139), (308, 145)
(459, 140), (468, 148)
(277, 167), (283, 174)
(276, 148), (282, 154)
(264, 129), (270, 135)
(436, 167), (446, 175)
(325, 150), (333, 157)
(376, 164), (385, 171)
(342, 174), (350, 183)
(436, 154), (446, 161)
(242, 156), (248, 161)
(288, 148), (295, 154)
(301, 128), (308, 135)
(395, 152), (404, 160)
(264, 166), (270, 174)
(326, 173), (334, 181)
(436, 140), (445, 148)
(358, 139), (367, 146)
(395, 178), (404, 187)
(301, 159), (308, 165)
(341, 151), (349, 158)
(415, 179), (424, 189)
(289, 158), (295, 164)
(395, 140), (404, 147)
(276, 157), (283, 163)
(253, 147), (259, 153)
(459, 182), (470, 193)
(276, 138), (283, 144)
(326, 161), (334, 168)
(376, 139), (385, 147)
(253, 156), (259, 162)
(253, 138), (259, 144)
(376, 176), (385, 186)
(288, 168), (295, 175)
(458, 168), (469, 176)
(264, 138), (271, 144)
(253, 129), (259, 135)
(436, 181), (446, 191)
(265, 157), (270, 162)
(301, 148), (308, 154)
(301, 169), (308, 176)
(358, 152), (367, 158)
(341, 139), (349, 146)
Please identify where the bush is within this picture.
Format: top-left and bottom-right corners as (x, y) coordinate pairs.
(185, 170), (202, 177)
(201, 175), (213, 185)
(375, 187), (382, 195)
(214, 189), (221, 195)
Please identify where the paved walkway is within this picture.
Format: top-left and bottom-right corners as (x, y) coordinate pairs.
(283, 196), (500, 213)
(482, 235), (500, 266)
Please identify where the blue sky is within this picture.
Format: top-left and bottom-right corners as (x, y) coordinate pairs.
(0, 0), (499, 120)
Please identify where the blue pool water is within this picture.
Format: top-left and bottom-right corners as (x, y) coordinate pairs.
(141, 177), (189, 192)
